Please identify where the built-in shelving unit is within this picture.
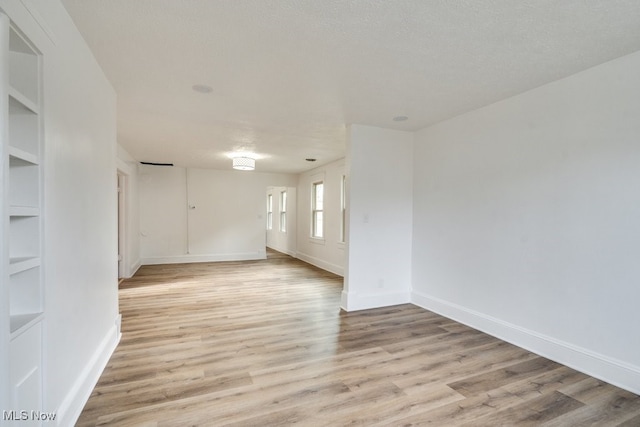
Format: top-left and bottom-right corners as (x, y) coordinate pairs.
(7, 22), (42, 333)
(1, 11), (44, 417)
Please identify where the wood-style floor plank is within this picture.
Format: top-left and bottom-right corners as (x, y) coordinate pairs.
(78, 249), (640, 426)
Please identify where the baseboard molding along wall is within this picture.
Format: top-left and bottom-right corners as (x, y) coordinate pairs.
(126, 259), (141, 278)
(411, 290), (640, 395)
(295, 252), (344, 277)
(341, 290), (411, 312)
(55, 319), (121, 426)
(141, 252), (266, 265)
(266, 245), (296, 258)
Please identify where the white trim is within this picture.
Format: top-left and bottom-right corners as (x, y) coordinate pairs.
(279, 189), (287, 233)
(117, 173), (126, 279)
(116, 158), (134, 176)
(55, 321), (120, 426)
(142, 252), (266, 265)
(18, 0), (57, 45)
(341, 290), (410, 312)
(115, 314), (122, 336)
(125, 259), (141, 279)
(311, 180), (324, 239)
(341, 290), (349, 310)
(266, 245), (296, 258)
(296, 251), (343, 277)
(266, 193), (273, 231)
(411, 290), (640, 395)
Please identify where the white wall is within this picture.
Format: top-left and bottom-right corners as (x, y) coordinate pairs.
(344, 125), (413, 311)
(117, 144), (140, 278)
(296, 159), (346, 276)
(266, 186), (297, 256)
(140, 165), (297, 264)
(0, 0), (120, 424)
(139, 164), (188, 261)
(412, 50), (640, 394)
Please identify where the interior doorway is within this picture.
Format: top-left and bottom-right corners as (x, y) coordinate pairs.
(117, 172), (126, 279)
(265, 186), (297, 257)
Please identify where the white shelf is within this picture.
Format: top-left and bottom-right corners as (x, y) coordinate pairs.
(8, 145), (38, 164)
(3, 16), (44, 414)
(10, 312), (44, 338)
(8, 257), (40, 275)
(9, 156), (40, 208)
(8, 92), (39, 156)
(9, 206), (39, 217)
(9, 216), (40, 260)
(8, 86), (39, 115)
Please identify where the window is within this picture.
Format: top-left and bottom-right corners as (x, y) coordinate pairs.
(280, 191), (287, 232)
(312, 181), (324, 238)
(266, 194), (273, 230)
(340, 175), (346, 243)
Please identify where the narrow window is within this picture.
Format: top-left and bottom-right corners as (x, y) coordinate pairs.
(340, 175), (346, 243)
(267, 194), (273, 230)
(312, 182), (324, 238)
(280, 190), (287, 232)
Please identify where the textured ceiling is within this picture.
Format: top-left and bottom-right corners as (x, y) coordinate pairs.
(61, 0), (640, 173)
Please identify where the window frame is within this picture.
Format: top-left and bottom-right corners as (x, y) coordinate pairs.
(266, 193), (273, 230)
(311, 181), (324, 239)
(280, 190), (287, 232)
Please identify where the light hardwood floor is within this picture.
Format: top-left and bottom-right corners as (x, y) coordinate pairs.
(78, 250), (640, 426)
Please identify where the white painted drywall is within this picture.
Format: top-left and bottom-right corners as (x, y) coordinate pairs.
(117, 144), (140, 278)
(296, 159), (346, 276)
(139, 165), (297, 264)
(412, 50), (640, 393)
(139, 164), (188, 261)
(0, 0), (120, 423)
(344, 125), (413, 311)
(266, 186), (297, 256)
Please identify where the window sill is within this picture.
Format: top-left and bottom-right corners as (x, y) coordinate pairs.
(309, 238), (326, 245)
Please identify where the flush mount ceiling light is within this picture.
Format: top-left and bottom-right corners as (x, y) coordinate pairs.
(232, 156), (255, 171)
(393, 115), (409, 122)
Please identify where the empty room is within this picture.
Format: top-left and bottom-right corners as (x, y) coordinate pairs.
(1, 0), (640, 425)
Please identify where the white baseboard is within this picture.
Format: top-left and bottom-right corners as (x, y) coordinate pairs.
(412, 290), (640, 395)
(296, 251), (344, 277)
(126, 259), (141, 278)
(115, 314), (122, 335)
(141, 252), (266, 265)
(56, 319), (121, 426)
(266, 245), (296, 258)
(341, 290), (411, 312)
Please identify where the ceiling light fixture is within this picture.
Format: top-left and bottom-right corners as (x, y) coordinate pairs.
(393, 115), (409, 122)
(232, 156), (255, 171)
